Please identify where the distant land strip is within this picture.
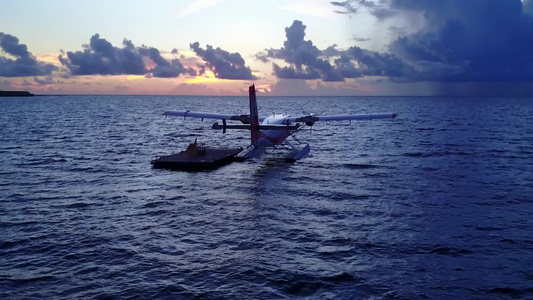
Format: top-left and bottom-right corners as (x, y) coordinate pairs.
(0, 90), (34, 97)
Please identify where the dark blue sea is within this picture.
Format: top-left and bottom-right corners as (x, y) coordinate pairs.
(1, 95), (532, 299)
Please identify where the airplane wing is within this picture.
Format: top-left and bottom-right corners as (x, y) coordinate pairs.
(164, 110), (235, 120)
(163, 110), (264, 123)
(287, 113), (397, 124)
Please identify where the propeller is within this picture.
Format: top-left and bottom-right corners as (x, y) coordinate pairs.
(298, 108), (320, 128)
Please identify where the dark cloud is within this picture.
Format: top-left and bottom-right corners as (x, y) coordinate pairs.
(322, 45), (342, 57)
(332, 0), (397, 19)
(272, 64), (321, 80)
(0, 79), (12, 89)
(0, 33), (57, 77)
(138, 46), (196, 78)
(329, 0), (533, 93)
(33, 76), (55, 85)
(371, 7), (397, 19)
(352, 36), (370, 42)
(189, 42), (257, 80)
(59, 34), (146, 76)
(151, 60), (196, 78)
(255, 49), (280, 63)
(334, 55), (362, 78)
(258, 20), (410, 82)
(387, 0), (533, 84)
(122, 39), (135, 49)
(348, 46), (412, 77)
(525, 0), (533, 15)
(60, 34), (196, 78)
(0, 33), (30, 57)
(331, 1), (355, 14)
(258, 20), (343, 81)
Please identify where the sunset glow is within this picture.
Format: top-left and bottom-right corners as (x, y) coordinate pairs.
(186, 70), (219, 84)
(1, 1), (533, 96)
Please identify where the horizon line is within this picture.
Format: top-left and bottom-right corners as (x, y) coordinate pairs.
(31, 93), (533, 98)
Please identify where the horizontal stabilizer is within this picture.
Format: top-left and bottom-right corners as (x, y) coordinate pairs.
(289, 113), (397, 123)
(316, 113), (397, 121)
(212, 122), (300, 131)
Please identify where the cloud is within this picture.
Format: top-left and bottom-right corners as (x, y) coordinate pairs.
(332, 0), (397, 19)
(257, 20), (411, 82)
(0, 79), (12, 90)
(60, 34), (196, 78)
(272, 64), (321, 80)
(270, 79), (315, 96)
(525, 0), (533, 15)
(0, 33), (57, 77)
(59, 34), (147, 76)
(170, 83), (218, 95)
(0, 33), (30, 57)
(258, 20), (343, 81)
(33, 76), (55, 85)
(190, 42), (257, 80)
(270, 79), (370, 96)
(331, 1), (357, 14)
(352, 36), (370, 42)
(331, 0), (533, 89)
(387, 0), (533, 84)
(113, 84), (130, 93)
(138, 46), (196, 78)
(177, 0), (223, 17)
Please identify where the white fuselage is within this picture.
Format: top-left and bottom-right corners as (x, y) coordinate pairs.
(255, 114), (292, 147)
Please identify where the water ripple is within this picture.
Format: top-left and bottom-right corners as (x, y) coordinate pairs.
(0, 96), (532, 299)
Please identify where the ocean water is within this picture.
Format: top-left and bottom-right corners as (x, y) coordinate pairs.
(0, 95), (532, 299)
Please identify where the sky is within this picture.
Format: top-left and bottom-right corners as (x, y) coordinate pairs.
(1, 0), (533, 96)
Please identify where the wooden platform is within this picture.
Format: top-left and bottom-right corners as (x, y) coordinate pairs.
(151, 147), (243, 171)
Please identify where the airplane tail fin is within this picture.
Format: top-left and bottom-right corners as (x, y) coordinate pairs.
(249, 84), (260, 146)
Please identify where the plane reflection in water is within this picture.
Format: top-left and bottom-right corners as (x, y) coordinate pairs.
(163, 85), (397, 162)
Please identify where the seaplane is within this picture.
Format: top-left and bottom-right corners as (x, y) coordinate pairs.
(163, 85), (397, 162)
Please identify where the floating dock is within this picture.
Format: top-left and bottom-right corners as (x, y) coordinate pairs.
(151, 146), (243, 171)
